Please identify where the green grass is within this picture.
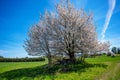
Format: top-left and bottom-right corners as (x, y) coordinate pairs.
(0, 62), (46, 73)
(0, 56), (120, 80)
(85, 56), (120, 80)
(86, 55), (120, 63)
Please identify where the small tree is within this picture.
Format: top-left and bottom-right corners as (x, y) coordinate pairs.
(111, 47), (118, 54)
(24, 24), (54, 65)
(118, 48), (120, 54)
(111, 47), (120, 54)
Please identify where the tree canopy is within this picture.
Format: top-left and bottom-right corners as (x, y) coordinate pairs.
(24, 0), (110, 64)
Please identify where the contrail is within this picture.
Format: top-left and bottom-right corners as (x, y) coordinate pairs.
(101, 0), (116, 40)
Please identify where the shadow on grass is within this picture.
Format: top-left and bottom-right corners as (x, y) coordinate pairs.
(0, 62), (107, 80)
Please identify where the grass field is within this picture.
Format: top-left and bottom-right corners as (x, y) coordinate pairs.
(0, 55), (120, 80)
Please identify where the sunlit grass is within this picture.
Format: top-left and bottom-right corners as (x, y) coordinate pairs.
(0, 62), (46, 73)
(0, 55), (120, 80)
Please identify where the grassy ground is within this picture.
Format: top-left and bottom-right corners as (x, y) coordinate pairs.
(0, 62), (46, 73)
(0, 55), (120, 80)
(85, 55), (120, 80)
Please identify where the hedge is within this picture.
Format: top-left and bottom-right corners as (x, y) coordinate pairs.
(0, 57), (45, 62)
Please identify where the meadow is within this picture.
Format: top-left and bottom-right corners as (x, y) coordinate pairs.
(0, 55), (120, 80)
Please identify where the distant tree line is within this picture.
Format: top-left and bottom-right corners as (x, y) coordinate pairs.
(112, 47), (120, 54)
(0, 57), (45, 62)
(0, 56), (4, 58)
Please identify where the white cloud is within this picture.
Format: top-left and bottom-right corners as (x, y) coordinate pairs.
(0, 50), (8, 54)
(71, 0), (87, 8)
(0, 40), (28, 58)
(108, 37), (120, 47)
(103, 37), (120, 48)
(101, 0), (116, 40)
(1, 47), (28, 58)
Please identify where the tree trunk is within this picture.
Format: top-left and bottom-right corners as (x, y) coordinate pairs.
(80, 52), (85, 62)
(80, 53), (83, 62)
(69, 52), (76, 63)
(47, 55), (52, 65)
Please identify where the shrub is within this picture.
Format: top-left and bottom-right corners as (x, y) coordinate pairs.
(84, 53), (89, 58)
(107, 52), (111, 56)
(111, 55), (115, 57)
(102, 53), (106, 55)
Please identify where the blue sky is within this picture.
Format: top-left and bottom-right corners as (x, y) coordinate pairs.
(0, 0), (120, 58)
